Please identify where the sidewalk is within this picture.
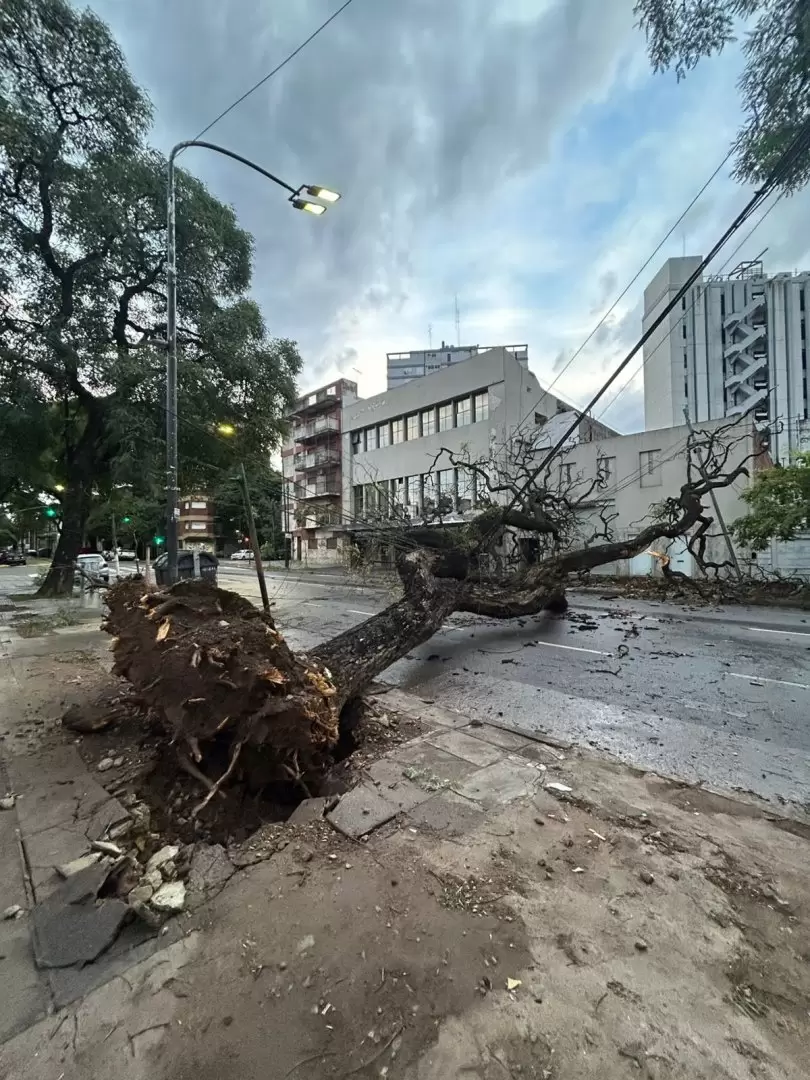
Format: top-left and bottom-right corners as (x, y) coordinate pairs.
(1, 621), (808, 1078)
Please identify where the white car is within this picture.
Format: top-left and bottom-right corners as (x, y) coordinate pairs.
(229, 549), (254, 560)
(75, 554), (110, 583)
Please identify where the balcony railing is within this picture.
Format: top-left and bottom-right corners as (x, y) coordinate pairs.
(294, 448), (341, 471)
(293, 415), (339, 442)
(296, 478), (341, 500)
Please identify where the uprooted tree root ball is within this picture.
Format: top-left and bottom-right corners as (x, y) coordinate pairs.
(104, 579), (342, 810)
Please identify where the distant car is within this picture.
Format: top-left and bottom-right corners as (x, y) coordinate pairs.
(74, 553), (109, 584)
(26, 548), (38, 557)
(229, 549), (254, 560)
(117, 549), (137, 561)
(0, 550), (26, 566)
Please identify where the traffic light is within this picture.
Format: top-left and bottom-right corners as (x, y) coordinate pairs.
(43, 507), (58, 519)
(121, 516), (131, 524)
(153, 535), (165, 546)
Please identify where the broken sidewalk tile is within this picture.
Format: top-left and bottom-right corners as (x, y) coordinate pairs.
(186, 843), (235, 908)
(7, 744), (114, 837)
(287, 796), (331, 825)
(3, 904), (25, 920)
(453, 758), (541, 808)
(407, 791), (486, 837)
(24, 820), (99, 900)
(151, 881), (186, 913)
(364, 758), (438, 810)
(145, 844), (180, 875)
(545, 782), (573, 794)
(84, 797), (131, 842)
(326, 785), (400, 839)
(426, 728), (502, 768)
(55, 852), (103, 879)
(389, 741), (479, 786)
(31, 862), (129, 969)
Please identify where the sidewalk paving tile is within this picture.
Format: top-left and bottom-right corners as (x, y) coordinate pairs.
(460, 723), (534, 754)
(326, 784), (399, 839)
(388, 742), (480, 786)
(453, 757), (542, 808)
(426, 729), (503, 768)
(24, 821), (96, 899)
(364, 759), (435, 812)
(406, 790), (487, 837)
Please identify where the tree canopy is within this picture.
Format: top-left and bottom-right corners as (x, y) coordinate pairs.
(732, 452), (810, 550)
(0, 0), (301, 593)
(635, 0), (810, 190)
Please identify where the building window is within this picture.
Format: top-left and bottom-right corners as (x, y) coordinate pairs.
(455, 396), (472, 426)
(406, 475), (420, 508)
(308, 538), (318, 550)
(353, 485), (363, 519)
(364, 484), (377, 514)
(421, 407), (436, 437)
(682, 323), (687, 339)
(378, 422), (390, 448)
(350, 430), (362, 454)
(365, 426), (377, 452)
(422, 473), (436, 509)
(639, 449), (662, 488)
(437, 469), (455, 511)
(326, 386), (337, 396)
(406, 413), (420, 441)
(599, 456), (616, 487)
(474, 391), (489, 421)
(190, 521), (207, 531)
(559, 463), (573, 487)
(457, 467), (474, 512)
(438, 403), (453, 431)
(326, 537), (338, 549)
(190, 500), (207, 510)
(392, 418), (404, 444)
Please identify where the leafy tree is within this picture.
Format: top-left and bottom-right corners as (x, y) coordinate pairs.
(732, 452), (810, 549)
(211, 463), (283, 554)
(635, 0), (810, 189)
(0, 0), (300, 595)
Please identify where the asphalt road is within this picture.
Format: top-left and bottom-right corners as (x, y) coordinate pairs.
(218, 563), (810, 811)
(4, 560), (809, 810)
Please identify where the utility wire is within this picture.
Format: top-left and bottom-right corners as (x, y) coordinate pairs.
(191, 0), (359, 143)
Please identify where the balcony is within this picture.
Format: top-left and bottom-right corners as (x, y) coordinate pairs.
(297, 476), (341, 500)
(294, 448), (341, 471)
(294, 415), (339, 442)
(292, 386), (342, 417)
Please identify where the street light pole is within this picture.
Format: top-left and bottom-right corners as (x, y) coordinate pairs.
(164, 139), (340, 583)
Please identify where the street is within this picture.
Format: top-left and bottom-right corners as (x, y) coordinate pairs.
(218, 562), (810, 810)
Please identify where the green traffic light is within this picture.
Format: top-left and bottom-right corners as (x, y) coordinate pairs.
(153, 536), (165, 546)
(121, 516), (131, 524)
(44, 507), (58, 518)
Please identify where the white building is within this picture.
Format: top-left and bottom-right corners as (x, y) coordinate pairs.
(642, 256), (810, 463)
(342, 347), (616, 561)
(386, 342), (528, 389)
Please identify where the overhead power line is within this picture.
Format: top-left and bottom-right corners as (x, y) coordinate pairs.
(191, 0), (359, 143)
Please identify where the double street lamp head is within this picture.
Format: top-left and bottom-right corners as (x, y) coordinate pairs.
(290, 184), (341, 216)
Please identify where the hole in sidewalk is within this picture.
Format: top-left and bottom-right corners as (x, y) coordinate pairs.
(81, 692), (423, 848)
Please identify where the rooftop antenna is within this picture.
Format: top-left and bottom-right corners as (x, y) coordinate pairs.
(454, 295), (460, 346)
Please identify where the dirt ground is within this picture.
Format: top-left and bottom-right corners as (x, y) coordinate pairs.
(2, 643), (809, 1079)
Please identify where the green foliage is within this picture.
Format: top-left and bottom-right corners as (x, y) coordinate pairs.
(635, 0), (810, 189)
(212, 463), (283, 550)
(0, 0), (301, 592)
(731, 453), (810, 549)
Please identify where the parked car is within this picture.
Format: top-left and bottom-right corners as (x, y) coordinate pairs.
(229, 549), (254, 560)
(0, 550), (26, 566)
(74, 553), (110, 584)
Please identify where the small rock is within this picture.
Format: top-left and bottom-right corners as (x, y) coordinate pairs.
(56, 852), (103, 879)
(639, 869), (655, 886)
(128, 884), (154, 904)
(296, 934), (315, 954)
(3, 905), (24, 920)
(0, 794), (16, 811)
(151, 880), (186, 913)
(112, 756), (124, 768)
(634, 939), (649, 952)
(143, 868), (163, 892)
(160, 860), (177, 881)
(534, 817), (545, 826)
(145, 844), (180, 875)
(90, 840), (124, 858)
(96, 758), (114, 772)
(279, 960), (288, 971)
(545, 782), (572, 794)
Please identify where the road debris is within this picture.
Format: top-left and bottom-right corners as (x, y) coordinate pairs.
(0, 793), (16, 810)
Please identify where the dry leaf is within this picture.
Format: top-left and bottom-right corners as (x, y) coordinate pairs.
(155, 619), (171, 642)
(506, 978), (522, 991)
(260, 667), (287, 685)
(190, 647), (202, 668)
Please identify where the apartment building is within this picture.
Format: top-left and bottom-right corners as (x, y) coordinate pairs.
(281, 378), (358, 564)
(386, 342), (529, 389)
(178, 492), (216, 552)
(642, 255), (810, 463)
(341, 347), (616, 560)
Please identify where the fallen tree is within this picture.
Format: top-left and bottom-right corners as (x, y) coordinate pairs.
(103, 417), (756, 805)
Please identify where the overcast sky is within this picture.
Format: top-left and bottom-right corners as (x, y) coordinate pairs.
(90, 0), (810, 431)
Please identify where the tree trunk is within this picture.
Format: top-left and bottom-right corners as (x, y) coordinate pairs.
(36, 407), (103, 598)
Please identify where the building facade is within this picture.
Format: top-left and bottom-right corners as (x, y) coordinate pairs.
(281, 378), (358, 564)
(341, 347), (616, 561)
(178, 493), (216, 552)
(386, 342), (528, 389)
(642, 256), (810, 462)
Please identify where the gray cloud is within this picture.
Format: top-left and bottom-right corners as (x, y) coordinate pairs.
(90, 0), (639, 386)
